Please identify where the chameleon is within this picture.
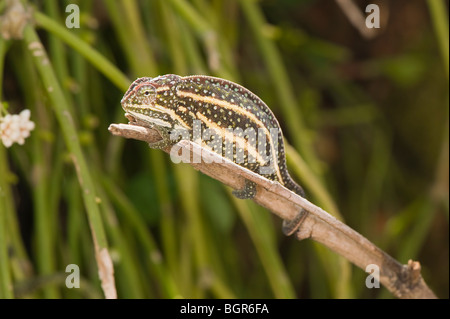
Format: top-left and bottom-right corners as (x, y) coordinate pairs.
(121, 74), (306, 235)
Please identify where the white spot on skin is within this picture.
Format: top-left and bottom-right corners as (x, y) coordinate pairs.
(176, 82), (283, 181)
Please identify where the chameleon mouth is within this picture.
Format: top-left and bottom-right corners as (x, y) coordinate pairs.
(125, 109), (172, 128)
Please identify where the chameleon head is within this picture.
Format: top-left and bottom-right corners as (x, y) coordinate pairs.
(121, 75), (183, 129)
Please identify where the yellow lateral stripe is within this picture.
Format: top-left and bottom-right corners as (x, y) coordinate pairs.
(196, 112), (282, 180)
(179, 90), (282, 180)
(144, 103), (192, 129)
(177, 90), (267, 131)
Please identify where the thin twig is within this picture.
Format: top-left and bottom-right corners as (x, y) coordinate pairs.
(109, 117), (437, 299)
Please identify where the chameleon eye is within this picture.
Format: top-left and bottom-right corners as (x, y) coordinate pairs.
(139, 85), (156, 99)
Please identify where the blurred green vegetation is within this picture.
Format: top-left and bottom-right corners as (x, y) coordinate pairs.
(0, 0), (448, 299)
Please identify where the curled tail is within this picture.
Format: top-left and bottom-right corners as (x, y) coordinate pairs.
(283, 172), (305, 198)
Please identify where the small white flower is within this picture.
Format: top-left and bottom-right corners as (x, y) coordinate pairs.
(0, 109), (35, 148)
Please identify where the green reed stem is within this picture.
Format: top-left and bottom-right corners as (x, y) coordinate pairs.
(427, 0), (449, 79)
(233, 198), (296, 298)
(167, 0), (211, 35)
(0, 37), (13, 299)
(239, 0), (313, 164)
(23, 24), (113, 295)
(101, 176), (181, 298)
(0, 146), (14, 299)
(34, 11), (130, 91)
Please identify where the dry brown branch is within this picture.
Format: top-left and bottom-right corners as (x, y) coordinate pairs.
(109, 116), (437, 299)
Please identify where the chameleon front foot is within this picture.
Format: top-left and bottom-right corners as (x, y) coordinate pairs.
(232, 179), (257, 199)
(282, 208), (307, 236)
(147, 127), (173, 150)
(148, 138), (171, 150)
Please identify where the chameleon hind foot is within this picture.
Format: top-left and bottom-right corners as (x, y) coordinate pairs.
(232, 179), (257, 199)
(282, 208), (307, 236)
